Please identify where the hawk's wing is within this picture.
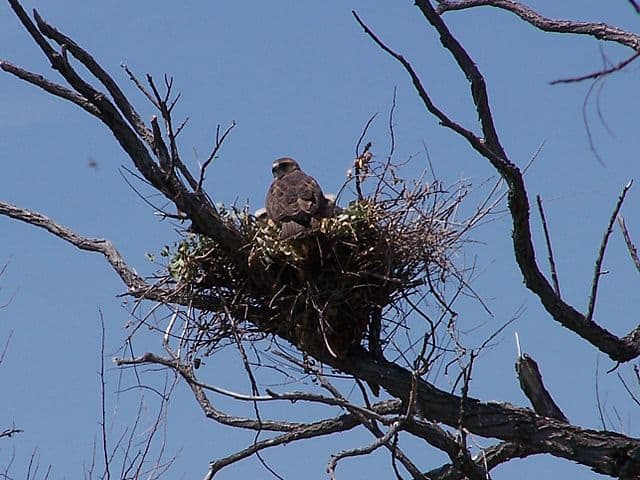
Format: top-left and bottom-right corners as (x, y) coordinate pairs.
(266, 170), (324, 238)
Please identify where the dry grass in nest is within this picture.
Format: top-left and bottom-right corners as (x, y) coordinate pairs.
(156, 161), (466, 362)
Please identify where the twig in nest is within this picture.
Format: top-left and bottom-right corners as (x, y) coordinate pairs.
(354, 142), (374, 201)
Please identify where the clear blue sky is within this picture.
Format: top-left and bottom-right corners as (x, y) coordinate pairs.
(1, 1), (639, 479)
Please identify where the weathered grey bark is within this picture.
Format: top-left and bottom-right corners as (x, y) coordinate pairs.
(516, 354), (569, 423)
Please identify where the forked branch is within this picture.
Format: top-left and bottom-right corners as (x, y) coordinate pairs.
(2, 0), (241, 253)
(354, 1), (640, 363)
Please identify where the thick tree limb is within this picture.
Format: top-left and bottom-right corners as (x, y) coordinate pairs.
(33, 9), (155, 147)
(339, 348), (640, 479)
(437, 0), (640, 51)
(118, 350), (638, 479)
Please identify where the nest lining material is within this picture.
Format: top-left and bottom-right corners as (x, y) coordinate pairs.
(162, 181), (460, 360)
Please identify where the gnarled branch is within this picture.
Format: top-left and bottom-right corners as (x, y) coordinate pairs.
(354, 0), (640, 363)
(437, 0), (640, 52)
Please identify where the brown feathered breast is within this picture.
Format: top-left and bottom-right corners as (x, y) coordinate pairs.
(266, 168), (326, 239)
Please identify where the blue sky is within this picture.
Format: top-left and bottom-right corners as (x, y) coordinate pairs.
(1, 1), (639, 479)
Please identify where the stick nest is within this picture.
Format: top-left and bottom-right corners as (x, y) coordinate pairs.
(157, 163), (464, 361)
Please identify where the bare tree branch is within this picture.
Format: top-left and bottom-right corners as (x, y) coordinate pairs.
(618, 216), (640, 274)
(314, 371), (423, 478)
(327, 421), (403, 480)
(425, 441), (536, 480)
(113, 353), (410, 479)
(145, 74), (200, 191)
(115, 353), (308, 432)
(354, 0), (640, 363)
(0, 202), (146, 291)
(32, 7), (156, 146)
(98, 312), (111, 480)
(437, 0), (640, 51)
(0, 61), (100, 116)
(341, 348), (640, 478)
(352, 11), (487, 157)
(0, 202), (228, 312)
(114, 349), (640, 478)
(203, 415), (363, 480)
(550, 52), (640, 85)
(197, 121), (236, 194)
(536, 195), (561, 296)
(586, 181), (633, 322)
(4, 0), (242, 251)
(404, 419), (488, 480)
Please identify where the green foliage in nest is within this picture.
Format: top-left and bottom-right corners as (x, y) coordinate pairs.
(162, 204), (253, 283)
(248, 201), (377, 266)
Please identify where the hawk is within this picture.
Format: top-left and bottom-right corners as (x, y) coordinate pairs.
(265, 157), (329, 239)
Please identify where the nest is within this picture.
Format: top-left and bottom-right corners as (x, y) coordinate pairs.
(159, 162), (463, 362)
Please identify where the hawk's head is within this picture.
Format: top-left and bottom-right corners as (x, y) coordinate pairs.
(272, 157), (300, 179)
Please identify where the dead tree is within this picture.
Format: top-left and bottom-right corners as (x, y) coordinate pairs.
(2, 1), (640, 479)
